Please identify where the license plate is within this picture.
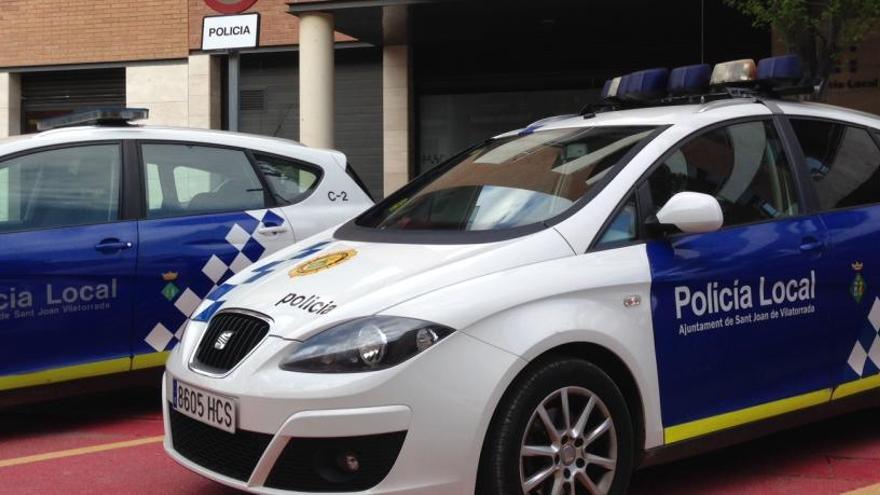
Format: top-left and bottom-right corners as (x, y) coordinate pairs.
(172, 378), (237, 433)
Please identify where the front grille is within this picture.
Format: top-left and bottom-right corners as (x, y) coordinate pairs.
(193, 312), (269, 374)
(265, 432), (407, 492)
(169, 407), (272, 482)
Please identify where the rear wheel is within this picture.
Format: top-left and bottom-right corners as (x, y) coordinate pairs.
(479, 358), (634, 495)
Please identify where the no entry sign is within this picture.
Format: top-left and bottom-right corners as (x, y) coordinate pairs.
(204, 0), (258, 14)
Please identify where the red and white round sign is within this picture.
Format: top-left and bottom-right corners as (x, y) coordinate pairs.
(204, 0), (258, 14)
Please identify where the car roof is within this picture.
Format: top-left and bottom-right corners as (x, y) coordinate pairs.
(495, 100), (880, 138)
(0, 124), (347, 170)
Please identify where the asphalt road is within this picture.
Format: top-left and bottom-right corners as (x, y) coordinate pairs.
(0, 388), (878, 494)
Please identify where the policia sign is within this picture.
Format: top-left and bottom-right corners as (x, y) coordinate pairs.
(202, 13), (260, 51)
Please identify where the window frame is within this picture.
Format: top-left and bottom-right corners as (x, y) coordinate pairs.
(784, 116), (880, 214)
(247, 149), (324, 206)
(589, 116), (813, 251)
(135, 140), (274, 220)
(0, 140), (127, 235)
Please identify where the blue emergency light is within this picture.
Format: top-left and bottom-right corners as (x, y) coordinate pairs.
(622, 68), (669, 101)
(668, 63), (712, 95)
(757, 54), (803, 84)
(37, 108), (150, 131)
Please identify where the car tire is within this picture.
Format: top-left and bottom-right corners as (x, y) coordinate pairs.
(478, 358), (634, 495)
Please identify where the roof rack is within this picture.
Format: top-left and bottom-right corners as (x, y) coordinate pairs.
(37, 108), (149, 131)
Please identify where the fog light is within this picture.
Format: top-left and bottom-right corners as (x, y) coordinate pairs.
(338, 452), (360, 473)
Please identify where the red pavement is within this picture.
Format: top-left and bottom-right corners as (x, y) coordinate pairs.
(0, 388), (877, 494)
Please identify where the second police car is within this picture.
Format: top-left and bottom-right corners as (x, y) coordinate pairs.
(0, 110), (372, 399)
(163, 56), (880, 494)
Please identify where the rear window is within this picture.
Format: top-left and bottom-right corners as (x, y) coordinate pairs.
(358, 126), (657, 232)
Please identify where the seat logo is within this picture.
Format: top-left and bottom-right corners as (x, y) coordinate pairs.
(289, 249), (358, 278)
(214, 331), (235, 350)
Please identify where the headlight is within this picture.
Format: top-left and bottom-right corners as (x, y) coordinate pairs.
(280, 316), (455, 373)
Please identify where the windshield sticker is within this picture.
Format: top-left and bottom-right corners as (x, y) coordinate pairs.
(289, 249), (358, 278)
(275, 292), (337, 315)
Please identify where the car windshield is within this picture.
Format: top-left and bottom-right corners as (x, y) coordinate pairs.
(359, 126), (658, 231)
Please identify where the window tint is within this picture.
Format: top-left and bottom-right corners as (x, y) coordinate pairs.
(646, 120), (799, 227)
(0, 145), (120, 233)
(142, 144), (264, 219)
(253, 153), (320, 204)
(790, 119), (880, 210)
(595, 195), (638, 248)
(358, 126), (658, 231)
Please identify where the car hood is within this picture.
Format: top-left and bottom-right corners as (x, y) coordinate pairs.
(204, 228), (575, 341)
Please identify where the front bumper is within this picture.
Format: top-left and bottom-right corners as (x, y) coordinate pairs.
(162, 329), (524, 494)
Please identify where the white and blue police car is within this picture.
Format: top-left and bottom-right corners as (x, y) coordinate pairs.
(163, 56), (880, 495)
(0, 109), (372, 400)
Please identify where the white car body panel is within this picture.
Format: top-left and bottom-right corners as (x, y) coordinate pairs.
(162, 101), (880, 494)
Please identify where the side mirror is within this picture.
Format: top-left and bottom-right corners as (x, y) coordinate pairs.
(655, 192), (723, 234)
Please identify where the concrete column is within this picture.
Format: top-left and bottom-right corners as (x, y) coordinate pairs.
(298, 13), (335, 149)
(188, 54), (222, 129)
(127, 61), (190, 127)
(0, 73), (21, 137)
(381, 5), (413, 196)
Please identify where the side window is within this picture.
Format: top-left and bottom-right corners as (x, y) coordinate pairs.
(141, 144), (265, 219)
(789, 119), (880, 210)
(646, 120), (800, 227)
(252, 153), (320, 204)
(595, 195), (638, 248)
(0, 144), (121, 233)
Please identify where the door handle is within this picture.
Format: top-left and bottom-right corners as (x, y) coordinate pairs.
(256, 226), (288, 236)
(799, 238), (824, 253)
(95, 239), (133, 253)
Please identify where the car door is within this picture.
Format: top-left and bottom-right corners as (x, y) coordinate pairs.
(0, 143), (136, 388)
(636, 118), (835, 442)
(133, 142), (295, 368)
(787, 118), (880, 397)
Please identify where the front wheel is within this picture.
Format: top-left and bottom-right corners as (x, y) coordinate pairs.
(478, 358), (634, 495)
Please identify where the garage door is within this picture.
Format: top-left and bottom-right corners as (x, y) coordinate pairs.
(239, 49), (383, 198)
(21, 68), (126, 133)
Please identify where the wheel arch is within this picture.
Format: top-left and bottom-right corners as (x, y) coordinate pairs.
(477, 340), (648, 485)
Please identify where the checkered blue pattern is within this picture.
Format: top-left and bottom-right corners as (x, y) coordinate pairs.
(846, 296), (880, 378)
(143, 209), (295, 353)
(191, 240), (333, 323)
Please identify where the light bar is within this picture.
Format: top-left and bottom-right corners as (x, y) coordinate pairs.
(37, 108), (150, 131)
(622, 68), (669, 100)
(601, 76), (623, 99)
(710, 59), (756, 86)
(757, 55), (802, 83)
(668, 63), (711, 95)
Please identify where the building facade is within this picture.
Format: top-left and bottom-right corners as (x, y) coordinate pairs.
(0, 0), (876, 199)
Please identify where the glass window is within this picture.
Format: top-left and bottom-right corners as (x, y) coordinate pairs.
(646, 120), (799, 227)
(790, 119), (880, 210)
(596, 195), (638, 248)
(359, 126), (658, 231)
(142, 144), (264, 219)
(0, 145), (120, 233)
(253, 153), (320, 204)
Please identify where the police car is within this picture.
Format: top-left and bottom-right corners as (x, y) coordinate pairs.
(163, 56), (880, 495)
(0, 109), (372, 399)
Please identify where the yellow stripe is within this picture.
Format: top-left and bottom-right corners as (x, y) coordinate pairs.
(832, 374), (880, 400)
(664, 388), (832, 444)
(0, 357), (131, 392)
(845, 482), (880, 494)
(0, 435), (164, 468)
(131, 351), (171, 370)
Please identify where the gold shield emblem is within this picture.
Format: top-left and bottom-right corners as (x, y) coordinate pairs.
(289, 249), (358, 278)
